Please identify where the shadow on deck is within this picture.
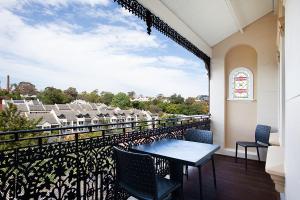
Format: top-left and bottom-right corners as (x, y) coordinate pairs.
(183, 155), (279, 200)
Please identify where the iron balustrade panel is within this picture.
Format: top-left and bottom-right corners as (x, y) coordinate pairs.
(0, 117), (210, 200)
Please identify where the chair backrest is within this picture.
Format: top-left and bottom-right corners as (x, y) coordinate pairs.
(184, 129), (213, 144)
(113, 147), (157, 199)
(255, 124), (271, 145)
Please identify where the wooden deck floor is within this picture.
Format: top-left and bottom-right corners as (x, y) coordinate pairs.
(183, 155), (279, 200)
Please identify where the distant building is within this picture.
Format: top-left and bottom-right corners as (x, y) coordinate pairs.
(196, 95), (209, 102)
(26, 112), (60, 129)
(131, 96), (151, 102)
(2, 99), (157, 132)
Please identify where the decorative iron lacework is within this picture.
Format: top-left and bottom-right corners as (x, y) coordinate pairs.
(113, 0), (211, 77)
(0, 117), (210, 199)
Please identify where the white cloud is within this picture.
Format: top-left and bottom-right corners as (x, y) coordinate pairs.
(0, 6), (208, 97)
(119, 7), (132, 17)
(0, 0), (18, 8)
(85, 6), (145, 31)
(0, 0), (110, 9)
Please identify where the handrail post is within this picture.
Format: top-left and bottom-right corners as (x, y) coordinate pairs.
(14, 132), (19, 142)
(38, 137), (42, 147)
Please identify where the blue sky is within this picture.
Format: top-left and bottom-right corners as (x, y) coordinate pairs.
(0, 0), (208, 97)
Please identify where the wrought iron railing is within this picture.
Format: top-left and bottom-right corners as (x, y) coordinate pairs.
(0, 116), (210, 199)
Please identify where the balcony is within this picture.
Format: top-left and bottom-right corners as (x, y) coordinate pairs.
(0, 117), (203, 199)
(0, 116), (279, 200)
(1, 0), (299, 199)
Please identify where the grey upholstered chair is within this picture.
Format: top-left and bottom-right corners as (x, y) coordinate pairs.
(184, 129), (216, 199)
(235, 124), (271, 170)
(113, 147), (181, 200)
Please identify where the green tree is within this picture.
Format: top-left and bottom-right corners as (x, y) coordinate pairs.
(181, 102), (209, 115)
(185, 97), (196, 105)
(0, 104), (41, 131)
(79, 90), (100, 103)
(137, 116), (148, 130)
(0, 89), (21, 99)
(111, 92), (131, 109)
(38, 87), (70, 104)
(136, 101), (150, 110)
(131, 101), (141, 109)
(160, 113), (177, 120)
(156, 93), (164, 100)
(100, 92), (114, 105)
(64, 87), (78, 101)
(169, 94), (184, 104)
(16, 81), (37, 96)
(0, 104), (42, 150)
(148, 104), (162, 114)
(157, 102), (168, 112)
(165, 104), (178, 114)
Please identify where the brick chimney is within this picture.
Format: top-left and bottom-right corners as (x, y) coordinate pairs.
(0, 97), (3, 111)
(6, 75), (10, 92)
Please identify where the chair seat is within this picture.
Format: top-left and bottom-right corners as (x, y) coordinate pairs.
(157, 177), (181, 200)
(236, 141), (268, 147)
(120, 176), (180, 200)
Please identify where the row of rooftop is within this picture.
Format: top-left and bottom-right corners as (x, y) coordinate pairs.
(1, 99), (157, 129)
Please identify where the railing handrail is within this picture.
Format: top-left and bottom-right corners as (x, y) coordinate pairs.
(0, 115), (210, 147)
(0, 115), (209, 135)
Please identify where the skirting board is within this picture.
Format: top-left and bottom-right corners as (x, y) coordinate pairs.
(216, 147), (267, 161)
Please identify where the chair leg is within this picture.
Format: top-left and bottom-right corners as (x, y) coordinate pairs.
(235, 143), (238, 163)
(256, 146), (261, 162)
(245, 147), (248, 171)
(114, 183), (119, 200)
(198, 166), (203, 200)
(186, 165), (189, 180)
(211, 155), (217, 188)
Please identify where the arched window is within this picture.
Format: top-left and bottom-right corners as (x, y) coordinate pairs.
(228, 67), (254, 100)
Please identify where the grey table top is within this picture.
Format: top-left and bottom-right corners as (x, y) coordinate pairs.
(131, 139), (220, 166)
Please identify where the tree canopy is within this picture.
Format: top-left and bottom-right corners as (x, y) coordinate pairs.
(0, 104), (41, 131)
(37, 87), (71, 104)
(2, 81), (209, 116)
(111, 92), (131, 109)
(16, 82), (37, 96)
(0, 89), (21, 100)
(100, 92), (114, 105)
(169, 94), (184, 104)
(79, 90), (100, 103)
(64, 87), (78, 101)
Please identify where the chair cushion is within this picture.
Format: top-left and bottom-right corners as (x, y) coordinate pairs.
(236, 141), (268, 147)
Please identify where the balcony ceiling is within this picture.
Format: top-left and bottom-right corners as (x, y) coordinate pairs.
(137, 0), (274, 57)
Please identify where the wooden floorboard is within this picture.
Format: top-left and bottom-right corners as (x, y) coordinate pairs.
(183, 155), (280, 200)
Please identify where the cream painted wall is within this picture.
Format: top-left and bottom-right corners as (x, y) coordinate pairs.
(225, 45), (258, 149)
(285, 0), (300, 198)
(210, 13), (278, 156)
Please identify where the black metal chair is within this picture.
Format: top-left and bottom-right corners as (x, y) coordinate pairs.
(184, 129), (216, 199)
(235, 124), (271, 170)
(113, 147), (181, 200)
